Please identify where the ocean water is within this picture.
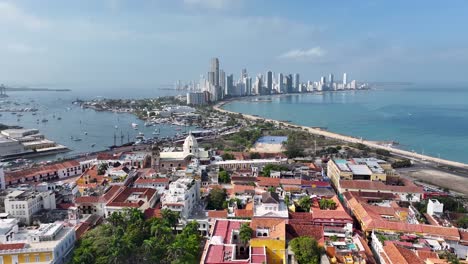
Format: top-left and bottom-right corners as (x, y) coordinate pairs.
(0, 87), (186, 160)
(222, 84), (468, 163)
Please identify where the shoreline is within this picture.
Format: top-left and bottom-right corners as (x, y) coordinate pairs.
(214, 98), (468, 170)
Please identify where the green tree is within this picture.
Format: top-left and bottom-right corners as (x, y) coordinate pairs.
(456, 216), (468, 228)
(222, 152), (235, 160)
(207, 188), (227, 210)
(219, 170), (231, 183)
(319, 199), (337, 210)
(262, 164), (289, 177)
(290, 237), (322, 264)
(249, 152), (261, 159)
(169, 221), (202, 264)
(161, 209), (180, 231)
(298, 196), (311, 212)
(97, 163), (109, 175)
(239, 223), (253, 245)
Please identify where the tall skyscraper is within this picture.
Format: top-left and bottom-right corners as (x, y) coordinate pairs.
(244, 77), (252, 95)
(278, 73), (284, 93)
(320, 76), (326, 84)
(294, 73), (300, 92)
(207, 71), (215, 87)
(219, 70), (226, 98)
(285, 74), (293, 93)
(226, 74), (234, 96)
(210, 58), (220, 86)
(329, 73), (334, 85)
(343, 73), (347, 85)
(241, 68), (248, 79)
(266, 71), (273, 93)
(255, 76), (263, 95)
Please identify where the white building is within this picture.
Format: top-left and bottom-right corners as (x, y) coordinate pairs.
(253, 192), (288, 218)
(4, 190), (56, 225)
(0, 137), (24, 158)
(161, 178), (200, 220)
(427, 199), (444, 216)
(0, 220), (75, 264)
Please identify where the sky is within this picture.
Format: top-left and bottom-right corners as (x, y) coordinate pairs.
(1, 0), (468, 89)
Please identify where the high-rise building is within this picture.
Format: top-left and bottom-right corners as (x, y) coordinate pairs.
(343, 73), (347, 85)
(294, 73), (300, 92)
(254, 76), (263, 95)
(285, 74), (293, 93)
(210, 58), (220, 86)
(278, 73), (284, 93)
(219, 70), (226, 98)
(226, 74), (234, 96)
(241, 68), (248, 79)
(320, 76), (326, 84)
(244, 77), (252, 95)
(207, 71), (215, 87)
(329, 73), (334, 85)
(266, 71), (273, 93)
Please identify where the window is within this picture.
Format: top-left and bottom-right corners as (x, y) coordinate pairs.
(35, 255), (40, 262)
(45, 254), (50, 261)
(24, 256), (30, 263)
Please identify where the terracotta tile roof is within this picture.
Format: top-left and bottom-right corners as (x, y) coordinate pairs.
(340, 179), (423, 194)
(208, 210), (228, 219)
(5, 160), (80, 182)
(75, 222), (91, 239)
(415, 250), (439, 261)
(312, 210), (353, 221)
(279, 178), (301, 186)
(231, 176), (257, 183)
(289, 212), (314, 224)
(256, 177), (280, 187)
(234, 209), (253, 218)
(106, 187), (157, 208)
(0, 243), (26, 250)
(75, 196), (101, 204)
(250, 218), (286, 240)
(233, 184), (255, 194)
(286, 223), (324, 242)
(56, 203), (75, 209)
(144, 208), (162, 219)
(301, 180), (331, 188)
(344, 192), (460, 241)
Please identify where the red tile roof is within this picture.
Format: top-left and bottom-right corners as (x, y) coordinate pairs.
(208, 210), (228, 219)
(256, 177), (280, 187)
(234, 209), (253, 218)
(5, 160), (80, 182)
(340, 179), (423, 194)
(0, 243), (26, 250)
(144, 208), (162, 219)
(135, 177), (169, 184)
(301, 180), (331, 188)
(106, 187), (157, 208)
(279, 178), (301, 186)
(233, 184), (255, 194)
(286, 224), (324, 242)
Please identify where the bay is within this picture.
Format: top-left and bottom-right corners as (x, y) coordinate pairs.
(222, 84), (468, 163)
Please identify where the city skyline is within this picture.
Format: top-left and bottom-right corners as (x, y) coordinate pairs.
(1, 0), (468, 89)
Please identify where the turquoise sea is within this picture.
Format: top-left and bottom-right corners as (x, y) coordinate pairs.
(222, 84), (468, 164)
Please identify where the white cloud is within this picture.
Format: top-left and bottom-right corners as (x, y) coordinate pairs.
(0, 1), (47, 30)
(183, 0), (240, 10)
(279, 47), (326, 60)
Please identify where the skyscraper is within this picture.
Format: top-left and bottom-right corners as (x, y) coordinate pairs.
(294, 73), (300, 92)
(266, 71), (273, 93)
(241, 68), (248, 79)
(343, 73), (347, 85)
(245, 77), (252, 95)
(219, 70), (226, 98)
(226, 74), (234, 96)
(210, 58), (220, 86)
(278, 73), (284, 93)
(285, 74), (293, 93)
(328, 73), (334, 85)
(320, 76), (326, 84)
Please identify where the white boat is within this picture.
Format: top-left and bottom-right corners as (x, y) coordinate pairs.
(131, 123), (138, 128)
(144, 121), (152, 127)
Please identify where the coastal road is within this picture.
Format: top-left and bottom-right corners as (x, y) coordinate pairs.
(214, 101), (468, 170)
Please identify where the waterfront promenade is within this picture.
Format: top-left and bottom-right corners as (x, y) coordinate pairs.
(214, 101), (468, 170)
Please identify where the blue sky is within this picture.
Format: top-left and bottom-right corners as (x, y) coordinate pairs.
(1, 0), (467, 89)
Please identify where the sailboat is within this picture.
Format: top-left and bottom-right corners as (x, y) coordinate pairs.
(152, 128), (160, 135)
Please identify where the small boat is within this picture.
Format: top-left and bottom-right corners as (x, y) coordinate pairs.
(84, 132), (88, 135)
(32, 112), (37, 116)
(114, 125), (118, 129)
(131, 123), (138, 128)
(175, 128), (182, 131)
(144, 122), (152, 127)
(41, 118), (48, 123)
(57, 117), (62, 120)
(73, 138), (82, 142)
(91, 143), (96, 147)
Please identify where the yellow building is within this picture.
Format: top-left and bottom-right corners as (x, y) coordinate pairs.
(250, 218), (287, 264)
(0, 220), (76, 264)
(327, 158), (391, 189)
